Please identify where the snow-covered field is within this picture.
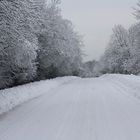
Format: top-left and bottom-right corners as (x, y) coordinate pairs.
(0, 74), (140, 140)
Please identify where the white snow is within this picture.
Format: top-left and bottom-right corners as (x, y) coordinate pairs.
(0, 76), (77, 115)
(0, 74), (140, 140)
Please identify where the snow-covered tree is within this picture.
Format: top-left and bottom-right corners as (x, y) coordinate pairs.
(37, 1), (83, 79)
(123, 23), (140, 74)
(0, 0), (83, 88)
(81, 60), (97, 77)
(122, 1), (140, 74)
(100, 25), (130, 74)
(99, 1), (140, 75)
(0, 0), (46, 88)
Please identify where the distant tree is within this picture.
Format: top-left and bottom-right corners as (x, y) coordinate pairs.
(92, 61), (103, 77)
(81, 60), (97, 77)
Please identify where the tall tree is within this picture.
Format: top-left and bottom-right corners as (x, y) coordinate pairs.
(100, 25), (130, 74)
(37, 0), (83, 79)
(0, 0), (46, 88)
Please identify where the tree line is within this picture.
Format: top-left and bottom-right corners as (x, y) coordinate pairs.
(0, 0), (84, 89)
(1, 0), (140, 89)
(84, 0), (140, 77)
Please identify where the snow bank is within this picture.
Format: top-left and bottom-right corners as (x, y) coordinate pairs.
(102, 74), (140, 99)
(0, 76), (77, 115)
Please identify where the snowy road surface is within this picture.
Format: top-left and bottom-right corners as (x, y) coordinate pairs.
(0, 74), (140, 140)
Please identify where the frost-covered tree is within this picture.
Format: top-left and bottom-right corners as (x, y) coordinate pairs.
(0, 0), (83, 88)
(99, 1), (140, 75)
(92, 61), (103, 77)
(117, 0), (140, 75)
(124, 23), (140, 74)
(89, 0), (140, 76)
(100, 25), (130, 74)
(121, 24), (138, 74)
(81, 60), (97, 77)
(37, 0), (83, 79)
(122, 1), (140, 74)
(0, 0), (46, 88)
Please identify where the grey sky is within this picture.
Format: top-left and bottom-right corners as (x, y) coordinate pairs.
(61, 0), (137, 61)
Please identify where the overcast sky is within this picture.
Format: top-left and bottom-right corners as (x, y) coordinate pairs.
(61, 0), (137, 61)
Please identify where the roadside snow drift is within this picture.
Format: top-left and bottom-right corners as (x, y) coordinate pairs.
(0, 77), (77, 115)
(0, 74), (140, 140)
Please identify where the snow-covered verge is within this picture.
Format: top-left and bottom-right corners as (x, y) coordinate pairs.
(0, 76), (77, 115)
(101, 74), (140, 99)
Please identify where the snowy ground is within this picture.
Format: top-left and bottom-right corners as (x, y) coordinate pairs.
(0, 74), (140, 140)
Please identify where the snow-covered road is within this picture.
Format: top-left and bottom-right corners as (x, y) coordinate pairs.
(0, 75), (140, 140)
